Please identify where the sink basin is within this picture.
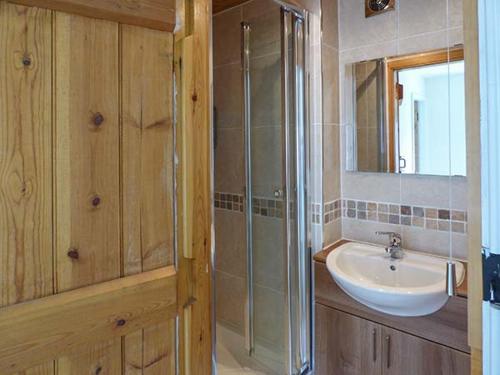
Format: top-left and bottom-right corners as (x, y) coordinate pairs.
(326, 242), (465, 317)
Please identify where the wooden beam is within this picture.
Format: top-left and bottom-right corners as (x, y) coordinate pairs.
(174, 0), (213, 371)
(0, 266), (177, 374)
(7, 0), (175, 31)
(464, 0), (483, 358)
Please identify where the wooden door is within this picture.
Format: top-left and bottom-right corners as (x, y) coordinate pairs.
(315, 304), (382, 375)
(381, 326), (470, 375)
(0, 0), (212, 373)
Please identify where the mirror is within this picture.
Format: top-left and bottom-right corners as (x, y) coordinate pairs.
(346, 47), (466, 177)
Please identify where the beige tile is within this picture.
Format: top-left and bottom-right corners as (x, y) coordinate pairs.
(449, 0), (464, 28)
(400, 174), (451, 208)
(322, 44), (339, 124)
(342, 172), (400, 203)
(400, 225), (451, 257)
(321, 0), (338, 49)
(251, 126), (282, 197)
(310, 44), (323, 125)
(323, 218), (342, 247)
(253, 216), (284, 291)
(214, 63), (242, 129)
(215, 128), (245, 193)
(214, 7), (242, 66)
(215, 210), (247, 276)
(243, 0), (281, 58)
(342, 218), (400, 246)
(254, 285), (285, 352)
(398, 31), (448, 56)
(398, 0), (447, 39)
(338, 0), (397, 50)
(323, 124), (340, 201)
(216, 271), (246, 334)
(339, 40), (398, 64)
(250, 53), (281, 127)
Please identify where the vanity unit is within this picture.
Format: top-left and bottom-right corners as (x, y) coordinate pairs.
(314, 241), (470, 375)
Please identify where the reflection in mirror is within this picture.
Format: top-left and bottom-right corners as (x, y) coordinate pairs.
(347, 47), (466, 177)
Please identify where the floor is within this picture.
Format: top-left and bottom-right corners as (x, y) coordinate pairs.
(216, 324), (279, 375)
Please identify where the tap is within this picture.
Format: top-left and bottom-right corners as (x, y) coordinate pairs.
(376, 231), (404, 259)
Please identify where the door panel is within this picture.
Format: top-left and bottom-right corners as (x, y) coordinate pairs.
(315, 304), (382, 375)
(121, 24), (175, 374)
(0, 1), (179, 373)
(382, 326), (470, 375)
(54, 12), (122, 373)
(0, 2), (54, 374)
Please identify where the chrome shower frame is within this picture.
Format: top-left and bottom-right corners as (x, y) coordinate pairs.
(240, 2), (312, 374)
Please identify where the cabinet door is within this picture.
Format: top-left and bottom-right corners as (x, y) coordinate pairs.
(315, 304), (382, 375)
(381, 326), (470, 375)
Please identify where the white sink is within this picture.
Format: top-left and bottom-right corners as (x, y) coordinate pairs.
(326, 242), (465, 317)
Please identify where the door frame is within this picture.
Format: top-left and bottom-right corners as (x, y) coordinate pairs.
(463, 0), (483, 373)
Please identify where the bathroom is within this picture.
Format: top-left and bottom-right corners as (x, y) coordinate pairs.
(0, 0), (497, 374)
(213, 0), (492, 374)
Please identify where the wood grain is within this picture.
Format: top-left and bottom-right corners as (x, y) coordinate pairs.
(471, 348), (482, 375)
(175, 0), (213, 371)
(0, 266), (177, 374)
(0, 2), (55, 374)
(315, 261), (470, 353)
(315, 304), (382, 375)
(7, 0), (175, 32)
(53, 12), (122, 373)
(121, 24), (175, 374)
(463, 0), (483, 358)
(382, 325), (470, 375)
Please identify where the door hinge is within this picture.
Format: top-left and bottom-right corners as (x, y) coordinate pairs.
(483, 249), (500, 302)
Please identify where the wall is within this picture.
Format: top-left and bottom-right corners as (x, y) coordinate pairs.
(0, 1), (176, 372)
(335, 0), (468, 259)
(321, 0), (342, 247)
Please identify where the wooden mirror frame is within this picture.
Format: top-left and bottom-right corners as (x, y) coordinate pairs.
(385, 47), (465, 173)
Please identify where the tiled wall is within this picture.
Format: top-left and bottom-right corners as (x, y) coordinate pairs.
(321, 0), (342, 246)
(213, 3), (246, 339)
(334, 0), (468, 259)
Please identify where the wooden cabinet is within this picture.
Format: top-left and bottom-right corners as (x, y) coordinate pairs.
(316, 304), (382, 375)
(381, 326), (470, 375)
(315, 304), (470, 375)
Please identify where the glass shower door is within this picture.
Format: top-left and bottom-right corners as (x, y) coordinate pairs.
(242, 3), (310, 374)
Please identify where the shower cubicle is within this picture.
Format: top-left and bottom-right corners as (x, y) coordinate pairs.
(213, 0), (314, 374)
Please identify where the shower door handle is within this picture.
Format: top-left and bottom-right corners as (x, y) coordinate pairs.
(274, 188), (284, 199)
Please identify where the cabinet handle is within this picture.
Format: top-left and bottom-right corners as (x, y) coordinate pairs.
(372, 328), (377, 362)
(385, 335), (391, 368)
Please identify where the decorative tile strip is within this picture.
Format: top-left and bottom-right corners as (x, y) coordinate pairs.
(324, 199), (342, 224)
(342, 199), (468, 234)
(214, 192), (244, 213)
(252, 196), (283, 218)
(312, 202), (322, 224)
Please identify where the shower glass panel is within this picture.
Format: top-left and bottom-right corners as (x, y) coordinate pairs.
(241, 2), (310, 374)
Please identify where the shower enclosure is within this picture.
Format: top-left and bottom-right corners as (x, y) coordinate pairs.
(214, 0), (312, 374)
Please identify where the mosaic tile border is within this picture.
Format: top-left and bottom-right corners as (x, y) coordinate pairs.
(312, 203), (322, 224)
(214, 192), (244, 213)
(324, 199), (342, 224)
(342, 199), (468, 234)
(252, 197), (283, 219)
(214, 192), (284, 219)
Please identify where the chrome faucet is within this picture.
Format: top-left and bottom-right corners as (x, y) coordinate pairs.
(376, 231), (404, 259)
